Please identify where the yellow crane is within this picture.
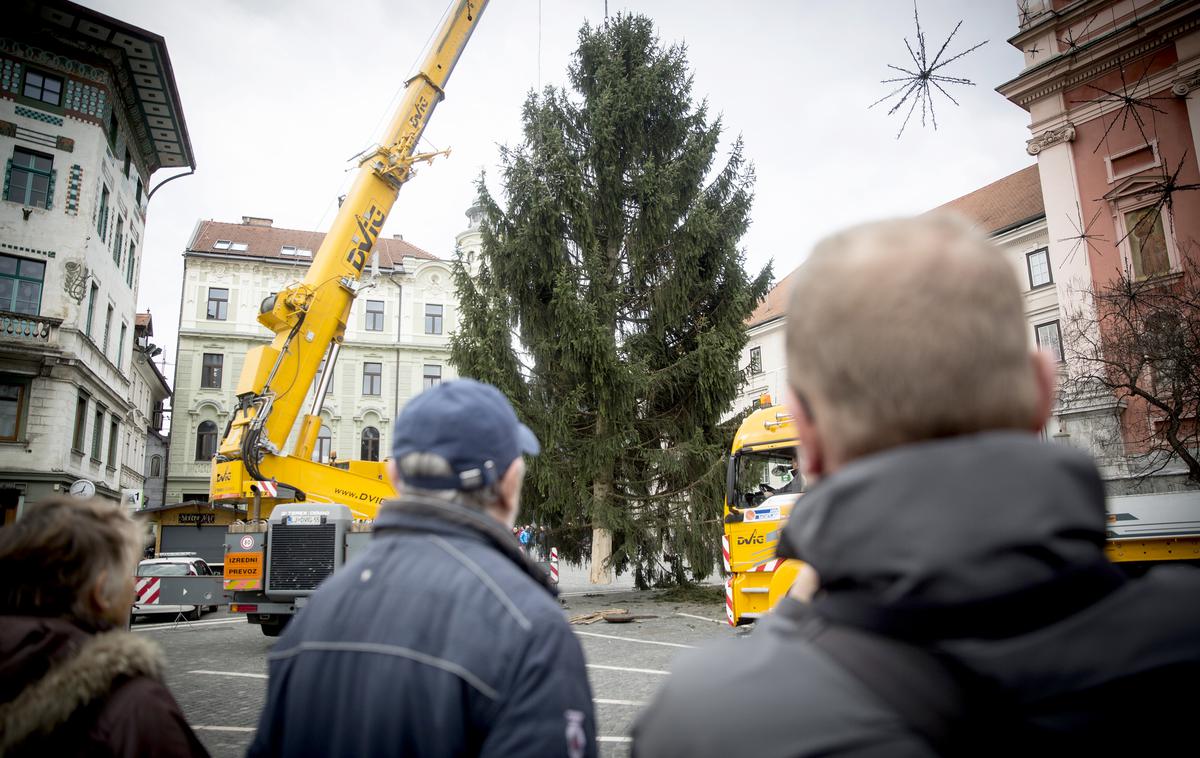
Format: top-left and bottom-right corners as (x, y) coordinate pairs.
(204, 0), (490, 635)
(210, 0), (488, 518)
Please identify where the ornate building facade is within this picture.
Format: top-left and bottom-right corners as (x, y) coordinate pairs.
(165, 214), (476, 503)
(0, 1), (192, 522)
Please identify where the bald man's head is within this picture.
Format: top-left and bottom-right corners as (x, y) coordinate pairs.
(785, 214), (1050, 469)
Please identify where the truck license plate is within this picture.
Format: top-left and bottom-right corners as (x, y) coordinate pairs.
(286, 514), (323, 525)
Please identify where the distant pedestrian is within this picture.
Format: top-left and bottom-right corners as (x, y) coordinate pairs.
(519, 524), (532, 555)
(250, 379), (596, 757)
(0, 496), (208, 757)
(633, 215), (1200, 756)
(538, 526), (549, 561)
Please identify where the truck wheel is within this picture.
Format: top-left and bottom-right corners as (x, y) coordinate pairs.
(260, 618), (289, 637)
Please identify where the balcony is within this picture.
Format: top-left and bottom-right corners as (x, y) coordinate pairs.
(0, 310), (61, 345)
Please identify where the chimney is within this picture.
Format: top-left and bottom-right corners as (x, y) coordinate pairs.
(242, 216), (273, 227)
(392, 233), (404, 240)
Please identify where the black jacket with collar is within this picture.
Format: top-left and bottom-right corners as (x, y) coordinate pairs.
(632, 432), (1200, 756)
(249, 497), (596, 758)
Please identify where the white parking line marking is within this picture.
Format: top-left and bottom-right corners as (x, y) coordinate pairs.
(574, 630), (695, 649)
(598, 736), (633, 743)
(132, 618), (244, 632)
(595, 698), (646, 707)
(674, 612), (724, 625)
(587, 663), (669, 676)
(192, 725), (256, 732)
(188, 669), (268, 679)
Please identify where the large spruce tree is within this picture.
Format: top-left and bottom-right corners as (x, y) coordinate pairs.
(451, 14), (771, 587)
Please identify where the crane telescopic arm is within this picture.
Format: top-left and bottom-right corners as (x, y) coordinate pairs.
(213, 0), (489, 499)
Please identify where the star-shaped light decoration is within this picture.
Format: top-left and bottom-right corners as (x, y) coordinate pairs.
(1058, 13), (1098, 58)
(1059, 201), (1107, 265)
(1115, 151), (1200, 248)
(869, 2), (988, 139)
(1072, 63), (1173, 153)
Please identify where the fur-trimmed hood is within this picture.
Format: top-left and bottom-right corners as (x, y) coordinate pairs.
(0, 616), (166, 751)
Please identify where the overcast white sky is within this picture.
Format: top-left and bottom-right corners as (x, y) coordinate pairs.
(82, 0), (1033, 374)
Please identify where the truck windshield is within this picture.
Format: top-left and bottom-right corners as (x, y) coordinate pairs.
(138, 562), (191, 576)
(731, 448), (799, 510)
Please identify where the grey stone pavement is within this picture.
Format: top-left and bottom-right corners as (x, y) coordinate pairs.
(136, 562), (731, 758)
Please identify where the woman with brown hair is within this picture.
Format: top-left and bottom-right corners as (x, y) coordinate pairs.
(0, 496), (208, 756)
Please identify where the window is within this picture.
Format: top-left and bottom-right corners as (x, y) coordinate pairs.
(207, 287), (229, 320)
(91, 407), (104, 460)
(0, 254), (44, 315)
(423, 364), (442, 390)
(112, 216), (124, 264)
(117, 323), (127, 368)
(365, 300), (385, 331)
(1026, 248), (1052, 289)
(72, 393), (88, 452)
(750, 347), (763, 375)
(1124, 208), (1171, 279)
(135, 178), (143, 205)
(97, 185), (110, 240)
(425, 304), (443, 334)
(212, 240), (232, 251)
(201, 354), (223, 388)
(280, 245), (297, 256)
(102, 305), (113, 354)
(230, 242), (248, 252)
(296, 249), (312, 258)
(107, 417), (119, 468)
(150, 455), (162, 477)
(22, 70), (62, 106)
(1036, 320), (1064, 363)
(316, 358), (334, 395)
(6, 148), (54, 208)
(0, 382), (24, 442)
(108, 109), (118, 151)
(362, 362), (382, 395)
(126, 234), (137, 287)
(314, 424), (332, 463)
(196, 420), (217, 461)
(361, 426), (380, 461)
(123, 149), (132, 178)
(85, 283), (98, 337)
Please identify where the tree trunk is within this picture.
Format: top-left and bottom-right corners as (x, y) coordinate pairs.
(589, 477), (613, 585)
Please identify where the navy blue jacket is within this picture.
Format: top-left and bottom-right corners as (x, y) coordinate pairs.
(249, 498), (596, 758)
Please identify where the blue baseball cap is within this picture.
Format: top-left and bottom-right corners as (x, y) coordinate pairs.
(391, 379), (540, 490)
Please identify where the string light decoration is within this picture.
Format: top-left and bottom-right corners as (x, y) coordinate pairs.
(1057, 13), (1098, 58)
(869, 2), (987, 139)
(1072, 63), (1173, 153)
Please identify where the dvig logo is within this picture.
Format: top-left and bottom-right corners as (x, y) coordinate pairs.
(736, 530), (765, 546)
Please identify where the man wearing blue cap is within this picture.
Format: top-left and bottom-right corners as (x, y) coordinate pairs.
(250, 379), (596, 758)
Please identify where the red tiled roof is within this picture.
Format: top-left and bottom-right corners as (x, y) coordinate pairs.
(188, 220), (439, 265)
(928, 164), (1044, 234)
(747, 266), (799, 328)
(746, 165), (1045, 326)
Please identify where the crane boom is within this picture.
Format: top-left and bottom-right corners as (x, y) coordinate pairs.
(211, 0), (489, 511)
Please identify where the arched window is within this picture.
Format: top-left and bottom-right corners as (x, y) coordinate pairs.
(150, 455), (162, 477)
(314, 424), (332, 463)
(195, 421), (217, 461)
(361, 426), (380, 461)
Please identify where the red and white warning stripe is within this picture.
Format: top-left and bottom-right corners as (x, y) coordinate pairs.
(135, 576), (161, 605)
(747, 558), (785, 573)
(725, 577), (735, 626)
(721, 535), (731, 573)
(255, 480), (278, 497)
(550, 547), (559, 584)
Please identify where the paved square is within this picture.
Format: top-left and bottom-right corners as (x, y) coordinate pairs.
(139, 587), (733, 757)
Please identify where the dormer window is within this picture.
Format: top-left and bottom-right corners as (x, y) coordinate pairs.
(213, 240), (232, 250)
(281, 245), (297, 256)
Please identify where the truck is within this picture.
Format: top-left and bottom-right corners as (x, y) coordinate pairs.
(722, 400), (1200, 626)
(208, 0), (490, 635)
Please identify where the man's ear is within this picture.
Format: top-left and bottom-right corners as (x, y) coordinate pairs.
(386, 458), (401, 492)
(1031, 350), (1058, 431)
(784, 386), (824, 478)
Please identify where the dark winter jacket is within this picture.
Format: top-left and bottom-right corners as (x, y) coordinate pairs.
(633, 432), (1200, 756)
(249, 497), (596, 758)
(0, 616), (209, 757)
